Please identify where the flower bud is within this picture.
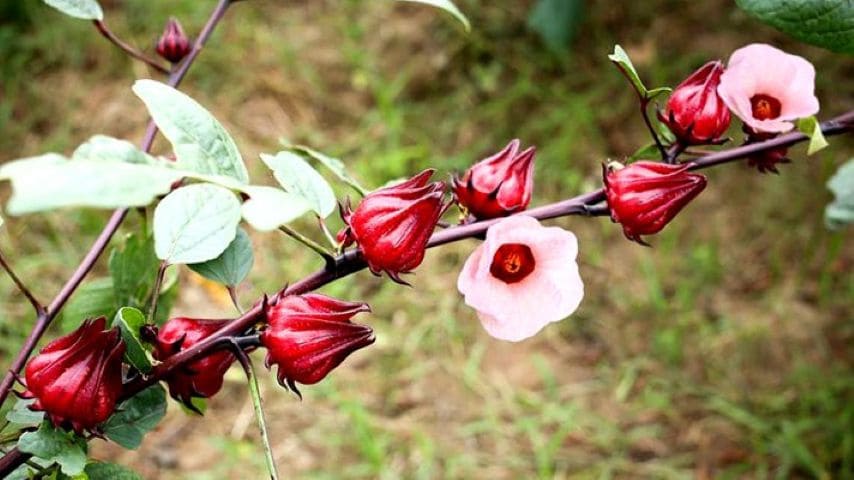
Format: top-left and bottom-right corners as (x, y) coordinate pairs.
(22, 317), (125, 433)
(339, 169), (446, 283)
(156, 17), (191, 64)
(153, 317), (235, 411)
(742, 128), (791, 174)
(261, 294), (374, 395)
(659, 61), (731, 145)
(604, 161), (707, 244)
(452, 139), (535, 219)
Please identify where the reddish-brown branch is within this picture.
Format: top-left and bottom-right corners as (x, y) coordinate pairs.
(118, 109), (854, 402)
(0, 0), (238, 411)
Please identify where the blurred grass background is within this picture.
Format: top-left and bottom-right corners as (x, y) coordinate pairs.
(0, 0), (852, 478)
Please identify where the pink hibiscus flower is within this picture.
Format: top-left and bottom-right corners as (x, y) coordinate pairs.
(457, 215), (584, 342)
(717, 43), (819, 133)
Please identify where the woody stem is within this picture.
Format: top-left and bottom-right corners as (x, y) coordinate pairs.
(113, 108), (854, 405)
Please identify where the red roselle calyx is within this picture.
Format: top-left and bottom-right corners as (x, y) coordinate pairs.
(153, 317), (236, 411)
(22, 317), (125, 434)
(260, 294), (374, 396)
(452, 139), (536, 219)
(604, 161), (707, 245)
(156, 17), (191, 64)
(338, 169), (446, 283)
(659, 61), (731, 145)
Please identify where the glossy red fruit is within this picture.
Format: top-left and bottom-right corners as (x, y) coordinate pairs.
(659, 61), (731, 145)
(604, 161), (707, 244)
(260, 294), (373, 396)
(452, 139), (535, 219)
(22, 317), (125, 434)
(339, 169), (446, 283)
(155, 17), (191, 64)
(153, 317), (235, 411)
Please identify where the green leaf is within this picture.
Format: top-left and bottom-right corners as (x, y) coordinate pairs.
(395, 0), (470, 32)
(102, 385), (167, 450)
(527, 0), (584, 53)
(61, 278), (116, 332)
(18, 422), (88, 476)
(85, 462), (144, 480)
(0, 153), (66, 181)
(608, 45), (647, 97)
(608, 45), (671, 100)
(153, 184), (242, 264)
(132, 80), (249, 184)
(1, 156), (182, 215)
(6, 399), (44, 427)
(72, 135), (159, 165)
(240, 186), (313, 232)
(825, 159), (854, 229)
(260, 152), (337, 218)
(42, 0), (103, 20)
(796, 116), (829, 155)
(189, 227), (254, 286)
(629, 142), (661, 161)
(735, 0), (854, 54)
(284, 143), (369, 196)
(109, 233), (160, 311)
(112, 307), (153, 373)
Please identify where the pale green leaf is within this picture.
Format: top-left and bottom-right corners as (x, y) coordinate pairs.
(260, 152), (337, 218)
(240, 186), (313, 232)
(132, 80), (249, 184)
(796, 116), (829, 155)
(18, 422), (88, 476)
(72, 135), (159, 165)
(825, 159), (854, 229)
(396, 0), (470, 32)
(284, 143), (369, 196)
(2, 156), (182, 215)
(102, 385), (167, 450)
(189, 227), (254, 286)
(154, 184), (241, 264)
(608, 45), (647, 97)
(43, 0), (103, 20)
(6, 399), (44, 427)
(735, 0), (854, 54)
(0, 153), (66, 181)
(112, 307), (153, 373)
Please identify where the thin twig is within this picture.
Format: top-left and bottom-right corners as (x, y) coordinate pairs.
(316, 215), (339, 249)
(93, 20), (169, 74)
(640, 99), (668, 160)
(148, 261), (169, 323)
(0, 250), (43, 315)
(278, 225), (335, 265)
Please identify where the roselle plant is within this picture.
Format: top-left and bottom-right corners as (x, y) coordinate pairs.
(0, 0), (852, 478)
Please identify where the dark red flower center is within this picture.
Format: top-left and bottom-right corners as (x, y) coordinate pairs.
(750, 94), (781, 120)
(490, 243), (536, 284)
